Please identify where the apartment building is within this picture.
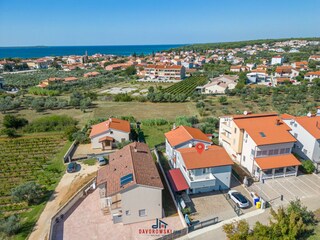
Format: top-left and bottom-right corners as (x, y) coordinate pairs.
(282, 111), (320, 170)
(144, 65), (186, 80)
(271, 56), (284, 65)
(165, 126), (233, 194)
(219, 113), (301, 180)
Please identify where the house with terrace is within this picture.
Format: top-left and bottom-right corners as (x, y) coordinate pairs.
(96, 142), (163, 224)
(219, 113), (301, 180)
(282, 110), (320, 170)
(165, 126), (233, 194)
(89, 118), (130, 150)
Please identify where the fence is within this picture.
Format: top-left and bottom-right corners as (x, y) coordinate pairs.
(63, 140), (77, 163)
(48, 177), (96, 240)
(156, 227), (188, 240)
(188, 216), (219, 232)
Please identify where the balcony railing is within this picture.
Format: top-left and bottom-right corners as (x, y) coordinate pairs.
(189, 172), (216, 182)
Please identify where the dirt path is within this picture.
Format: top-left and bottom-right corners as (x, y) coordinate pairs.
(28, 163), (98, 240)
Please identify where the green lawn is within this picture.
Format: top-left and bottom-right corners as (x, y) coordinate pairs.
(141, 124), (172, 148)
(82, 158), (97, 166)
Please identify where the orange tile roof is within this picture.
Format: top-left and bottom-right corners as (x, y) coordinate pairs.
(99, 136), (114, 142)
(177, 145), (233, 170)
(96, 142), (163, 196)
(280, 113), (295, 120)
(165, 126), (211, 147)
(89, 118), (130, 138)
(305, 71), (320, 77)
(234, 115), (296, 145)
(295, 116), (320, 139)
(255, 154), (301, 170)
(64, 77), (78, 82)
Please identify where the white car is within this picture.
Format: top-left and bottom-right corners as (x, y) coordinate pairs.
(228, 190), (250, 208)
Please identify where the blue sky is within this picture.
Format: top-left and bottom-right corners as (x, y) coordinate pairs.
(0, 0), (319, 46)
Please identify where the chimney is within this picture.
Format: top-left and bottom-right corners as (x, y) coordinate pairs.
(109, 118), (112, 122)
(307, 112), (312, 118)
(276, 119), (281, 126)
(317, 107), (320, 116)
(205, 145), (209, 151)
(172, 123), (176, 130)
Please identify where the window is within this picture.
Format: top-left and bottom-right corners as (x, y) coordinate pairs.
(121, 138), (125, 142)
(139, 209), (146, 217)
(243, 156), (246, 162)
(274, 149), (279, 155)
(126, 210), (130, 216)
(203, 168), (210, 174)
(269, 149), (274, 155)
(251, 149), (255, 157)
(280, 148), (285, 154)
(294, 133), (298, 138)
(234, 128), (237, 134)
(257, 151), (262, 157)
(285, 148), (290, 153)
(303, 149), (308, 155)
(262, 150), (268, 155)
(245, 133), (248, 138)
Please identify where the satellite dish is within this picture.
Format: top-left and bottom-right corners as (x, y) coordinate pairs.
(244, 111), (248, 115)
(307, 112), (312, 117)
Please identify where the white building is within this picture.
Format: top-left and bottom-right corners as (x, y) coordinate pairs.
(282, 112), (320, 170)
(165, 126), (233, 194)
(304, 71), (320, 82)
(219, 113), (301, 180)
(89, 118), (130, 150)
(271, 56), (284, 65)
(200, 75), (238, 94)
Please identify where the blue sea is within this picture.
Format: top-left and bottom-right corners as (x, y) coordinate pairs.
(0, 44), (185, 59)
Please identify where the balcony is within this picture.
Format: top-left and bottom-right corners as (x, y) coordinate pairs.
(188, 172), (216, 189)
(221, 122), (232, 131)
(220, 132), (231, 144)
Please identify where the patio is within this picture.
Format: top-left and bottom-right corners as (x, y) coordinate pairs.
(52, 189), (184, 240)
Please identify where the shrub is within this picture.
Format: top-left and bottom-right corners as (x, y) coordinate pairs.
(1, 128), (18, 138)
(11, 181), (46, 205)
(114, 93), (133, 102)
(0, 215), (20, 236)
(300, 159), (315, 174)
(3, 115), (28, 129)
(141, 118), (168, 126)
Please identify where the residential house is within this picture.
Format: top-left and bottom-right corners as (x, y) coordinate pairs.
(304, 71), (320, 82)
(309, 55), (320, 61)
(282, 111), (320, 170)
(165, 126), (233, 194)
(96, 142), (163, 224)
(89, 118), (131, 150)
(271, 56), (284, 65)
(200, 75), (238, 94)
(84, 71), (101, 78)
(230, 65), (242, 73)
(275, 66), (293, 78)
(219, 113), (301, 180)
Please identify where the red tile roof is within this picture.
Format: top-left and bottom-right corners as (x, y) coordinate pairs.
(167, 169), (189, 192)
(295, 116), (320, 139)
(96, 142), (163, 197)
(89, 118), (130, 138)
(233, 115), (296, 146)
(99, 136), (114, 142)
(305, 71), (320, 77)
(165, 126), (211, 147)
(255, 154), (301, 170)
(177, 145), (233, 170)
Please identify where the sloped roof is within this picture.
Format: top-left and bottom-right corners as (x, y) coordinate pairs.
(233, 115), (296, 146)
(89, 118), (130, 138)
(167, 169), (189, 192)
(96, 142), (163, 197)
(177, 145), (233, 170)
(295, 116), (320, 139)
(165, 126), (211, 147)
(255, 154), (301, 170)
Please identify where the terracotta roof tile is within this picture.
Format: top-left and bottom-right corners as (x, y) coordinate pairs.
(295, 116), (320, 139)
(96, 142), (163, 197)
(89, 118), (130, 138)
(177, 145), (233, 169)
(165, 126), (211, 147)
(255, 154), (301, 170)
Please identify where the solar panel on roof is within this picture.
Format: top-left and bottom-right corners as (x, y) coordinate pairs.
(120, 173), (133, 186)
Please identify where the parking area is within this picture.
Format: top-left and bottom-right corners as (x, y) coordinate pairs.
(247, 173), (320, 207)
(188, 175), (256, 223)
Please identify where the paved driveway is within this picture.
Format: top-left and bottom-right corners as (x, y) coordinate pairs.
(188, 175), (256, 223)
(247, 173), (320, 207)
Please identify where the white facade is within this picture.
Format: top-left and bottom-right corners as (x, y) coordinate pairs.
(271, 57), (284, 65)
(283, 119), (320, 163)
(91, 129), (130, 149)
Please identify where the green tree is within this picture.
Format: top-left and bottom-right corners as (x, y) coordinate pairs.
(11, 181), (45, 205)
(219, 96), (228, 105)
(300, 159), (316, 174)
(223, 220), (250, 240)
(0, 214), (20, 236)
(3, 115), (28, 129)
(125, 66), (137, 76)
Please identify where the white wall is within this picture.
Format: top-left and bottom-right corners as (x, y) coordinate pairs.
(91, 129), (129, 149)
(121, 185), (162, 225)
(240, 132), (256, 174)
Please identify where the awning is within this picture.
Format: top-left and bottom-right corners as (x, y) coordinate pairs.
(99, 136), (114, 142)
(167, 169), (189, 192)
(255, 154), (301, 170)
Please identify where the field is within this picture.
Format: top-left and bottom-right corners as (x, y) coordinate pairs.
(0, 133), (69, 239)
(163, 76), (207, 96)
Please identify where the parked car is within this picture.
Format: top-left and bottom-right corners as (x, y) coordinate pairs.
(228, 190), (249, 208)
(67, 162), (77, 173)
(97, 156), (107, 166)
